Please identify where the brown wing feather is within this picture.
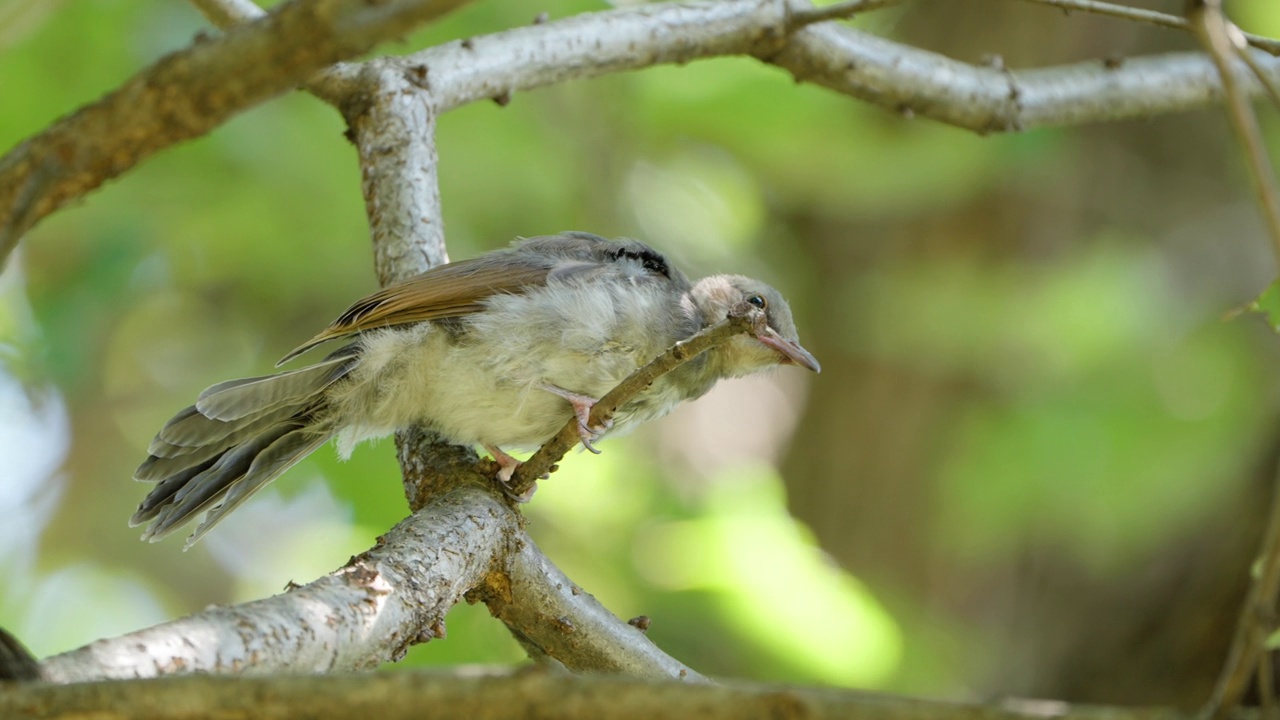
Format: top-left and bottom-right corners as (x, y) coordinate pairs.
(277, 258), (553, 365)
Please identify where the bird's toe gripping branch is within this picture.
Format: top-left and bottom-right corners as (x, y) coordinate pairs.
(540, 384), (611, 454)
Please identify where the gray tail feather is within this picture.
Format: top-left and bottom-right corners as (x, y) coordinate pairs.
(195, 353), (355, 422)
(132, 349), (356, 547)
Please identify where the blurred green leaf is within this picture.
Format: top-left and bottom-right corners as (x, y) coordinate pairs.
(1247, 277), (1280, 333)
(1267, 628), (1280, 651)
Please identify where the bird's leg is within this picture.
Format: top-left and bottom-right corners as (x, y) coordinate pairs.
(539, 384), (612, 454)
(485, 444), (536, 503)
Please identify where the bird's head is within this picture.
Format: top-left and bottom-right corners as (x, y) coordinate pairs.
(689, 275), (821, 377)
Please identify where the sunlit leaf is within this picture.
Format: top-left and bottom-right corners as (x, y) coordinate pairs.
(1267, 628), (1280, 651)
(1248, 278), (1280, 333)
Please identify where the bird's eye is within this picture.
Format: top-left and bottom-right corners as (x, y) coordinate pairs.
(746, 294), (767, 310)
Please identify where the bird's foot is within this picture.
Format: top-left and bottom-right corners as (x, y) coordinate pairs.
(485, 444), (537, 503)
(540, 384), (612, 454)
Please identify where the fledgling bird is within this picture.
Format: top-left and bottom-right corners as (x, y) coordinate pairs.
(132, 232), (820, 547)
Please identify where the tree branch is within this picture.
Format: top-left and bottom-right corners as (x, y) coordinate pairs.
(1205, 464), (1280, 719)
(1191, 2), (1280, 709)
(1008, 0), (1280, 55)
(768, 23), (1280, 133)
(32, 477), (700, 683)
(419, 0), (795, 110)
(189, 0), (262, 27)
(0, 0), (471, 259)
(349, 61), (450, 285)
(479, 533), (707, 681)
(0, 667), (1201, 720)
(1187, 0), (1280, 264)
(188, 0), (363, 106)
(408, 1), (1280, 134)
(38, 486), (510, 682)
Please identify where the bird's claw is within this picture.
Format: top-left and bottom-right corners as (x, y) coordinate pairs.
(541, 384), (611, 454)
(503, 481), (537, 503)
(486, 444), (537, 503)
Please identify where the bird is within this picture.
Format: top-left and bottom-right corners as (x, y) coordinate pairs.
(131, 232), (820, 547)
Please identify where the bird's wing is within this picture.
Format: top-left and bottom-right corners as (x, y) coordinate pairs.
(277, 233), (685, 365)
(277, 256), (554, 365)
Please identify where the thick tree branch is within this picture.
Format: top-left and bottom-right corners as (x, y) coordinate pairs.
(479, 534), (708, 681)
(349, 62), (449, 285)
(189, 0), (363, 105)
(30, 480), (700, 683)
(769, 23), (1280, 133)
(418, 0), (812, 109)
(0, 671), (1201, 720)
(0, 0), (470, 259)
(406, 1), (1280, 133)
(38, 486), (509, 682)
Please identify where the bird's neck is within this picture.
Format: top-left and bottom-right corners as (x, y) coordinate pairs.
(666, 349), (724, 403)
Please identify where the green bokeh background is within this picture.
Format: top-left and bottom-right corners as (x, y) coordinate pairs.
(4, 0), (1280, 705)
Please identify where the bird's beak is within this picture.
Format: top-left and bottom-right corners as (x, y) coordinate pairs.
(757, 328), (821, 373)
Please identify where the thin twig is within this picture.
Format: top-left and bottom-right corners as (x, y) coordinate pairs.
(1012, 0), (1185, 31)
(1259, 649), (1276, 719)
(1238, 44), (1280, 110)
(507, 306), (766, 497)
(788, 0), (905, 26)
(1188, 1), (1280, 264)
(1191, 4), (1280, 709)
(1204, 465), (1280, 719)
(1008, 0), (1280, 55)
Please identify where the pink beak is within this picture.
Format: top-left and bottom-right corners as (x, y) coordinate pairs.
(757, 328), (821, 373)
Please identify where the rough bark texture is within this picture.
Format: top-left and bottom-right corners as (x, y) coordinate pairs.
(0, 669), (1196, 720)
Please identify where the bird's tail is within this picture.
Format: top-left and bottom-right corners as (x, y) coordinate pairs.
(131, 347), (359, 548)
